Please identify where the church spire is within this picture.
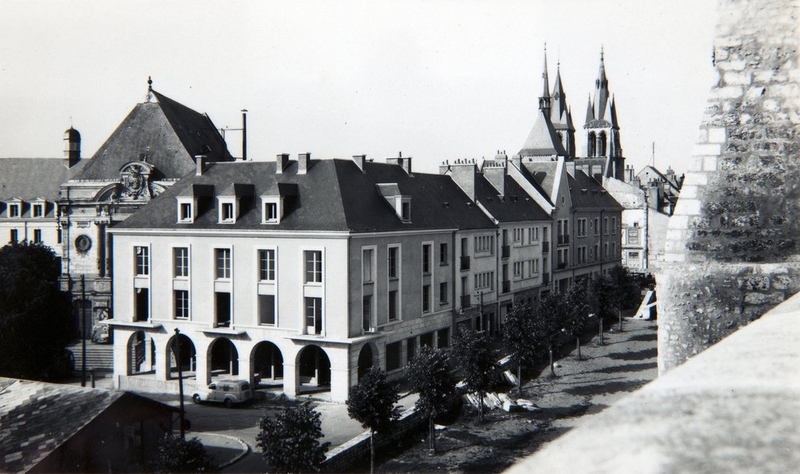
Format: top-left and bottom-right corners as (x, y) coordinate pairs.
(538, 44), (551, 111)
(593, 48), (610, 121)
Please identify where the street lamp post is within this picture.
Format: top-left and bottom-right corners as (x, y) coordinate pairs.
(80, 275), (87, 388)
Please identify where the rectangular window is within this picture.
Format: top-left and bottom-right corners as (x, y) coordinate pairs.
(215, 248), (231, 279)
(437, 328), (450, 348)
(513, 261), (523, 278)
(259, 294), (276, 325)
(32, 204), (44, 218)
(174, 247), (189, 278)
(422, 244), (431, 274)
(420, 332), (434, 348)
(304, 250), (322, 283)
(611, 217), (617, 234)
(33, 229), (42, 243)
(135, 288), (149, 322)
(439, 243), (448, 265)
(401, 202), (411, 221)
(422, 285), (431, 313)
(604, 217), (609, 235)
(264, 202), (278, 222)
(595, 218), (600, 236)
(628, 228), (640, 244)
(174, 290), (190, 319)
(305, 297), (322, 334)
(362, 249), (374, 283)
(388, 247), (399, 279)
(221, 202), (234, 222)
(529, 259), (539, 276)
(475, 271), (495, 290)
(10, 229), (18, 243)
(386, 341), (401, 371)
(135, 246), (149, 276)
(439, 282), (448, 304)
(180, 202), (192, 221)
(388, 290), (398, 321)
(406, 338), (416, 363)
(215, 292), (231, 327)
(362, 295), (372, 331)
(9, 205), (19, 218)
(513, 228), (523, 243)
(475, 235), (495, 253)
(259, 249), (276, 281)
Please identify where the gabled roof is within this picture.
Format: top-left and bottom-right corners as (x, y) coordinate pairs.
(568, 169), (624, 210)
(73, 89), (233, 181)
(474, 174), (551, 223)
(0, 377), (177, 473)
(115, 158), (496, 233)
(519, 112), (568, 157)
(0, 158), (80, 202)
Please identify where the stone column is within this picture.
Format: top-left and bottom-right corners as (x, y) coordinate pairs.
(657, 0), (800, 373)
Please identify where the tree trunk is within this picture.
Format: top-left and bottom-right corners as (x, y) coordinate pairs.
(577, 336), (582, 360)
(549, 347), (555, 377)
(429, 415), (436, 455)
(370, 430), (375, 474)
(517, 363), (523, 397)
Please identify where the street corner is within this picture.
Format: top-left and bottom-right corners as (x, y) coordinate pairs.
(191, 432), (250, 470)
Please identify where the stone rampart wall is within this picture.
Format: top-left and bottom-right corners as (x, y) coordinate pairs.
(658, 0), (800, 372)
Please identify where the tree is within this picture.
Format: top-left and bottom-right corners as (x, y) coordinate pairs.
(450, 328), (500, 420)
(531, 293), (570, 377)
(346, 366), (400, 474)
(256, 402), (330, 473)
(0, 242), (74, 380)
(502, 304), (538, 396)
(406, 346), (456, 454)
(562, 284), (590, 360)
(152, 434), (216, 473)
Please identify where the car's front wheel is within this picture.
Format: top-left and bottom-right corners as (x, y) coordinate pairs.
(224, 398), (234, 408)
(192, 394), (201, 404)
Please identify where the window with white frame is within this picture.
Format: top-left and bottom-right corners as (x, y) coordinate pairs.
(259, 294), (276, 325)
(33, 229), (42, 243)
(8, 203), (20, 218)
(304, 250), (322, 283)
(9, 229), (18, 243)
(262, 199), (281, 224)
(422, 284), (431, 313)
(513, 228), (523, 244)
(513, 261), (523, 278)
(32, 203), (44, 218)
(388, 246), (399, 279)
(135, 246), (149, 276)
(174, 247), (189, 278)
(305, 297), (322, 334)
(220, 201), (235, 223)
(174, 290), (190, 319)
(388, 290), (399, 321)
(215, 248), (231, 279)
(422, 244), (432, 274)
(528, 227), (540, 244)
(178, 200), (194, 223)
(362, 248), (374, 283)
(259, 249), (276, 281)
(439, 242), (448, 265)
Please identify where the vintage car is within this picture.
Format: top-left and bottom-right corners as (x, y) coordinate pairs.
(192, 380), (253, 407)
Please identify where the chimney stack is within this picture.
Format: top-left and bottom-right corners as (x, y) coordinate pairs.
(447, 161), (478, 201)
(482, 161), (506, 195)
(386, 151), (412, 175)
(353, 154), (367, 173)
(276, 153), (289, 174)
(195, 155), (206, 176)
(298, 153), (311, 175)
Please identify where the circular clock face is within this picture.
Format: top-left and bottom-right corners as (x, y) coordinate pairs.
(75, 235), (92, 253)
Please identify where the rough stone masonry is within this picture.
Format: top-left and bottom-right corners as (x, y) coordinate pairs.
(657, 0), (800, 372)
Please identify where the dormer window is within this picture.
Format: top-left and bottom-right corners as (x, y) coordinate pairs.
(261, 197), (283, 224)
(375, 183), (411, 223)
(218, 197), (238, 224)
(8, 203), (20, 218)
(176, 197), (196, 223)
(32, 203), (44, 218)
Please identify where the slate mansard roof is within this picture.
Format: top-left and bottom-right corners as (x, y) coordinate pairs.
(115, 158), (497, 233)
(0, 158), (80, 202)
(74, 89), (233, 181)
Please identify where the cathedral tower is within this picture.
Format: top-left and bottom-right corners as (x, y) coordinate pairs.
(583, 49), (624, 179)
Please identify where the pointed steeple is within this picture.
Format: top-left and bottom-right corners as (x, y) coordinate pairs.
(593, 48), (610, 121)
(538, 44), (551, 111)
(551, 61), (568, 121)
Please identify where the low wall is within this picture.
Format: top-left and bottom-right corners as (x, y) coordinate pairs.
(118, 375), (200, 396)
(323, 406), (426, 472)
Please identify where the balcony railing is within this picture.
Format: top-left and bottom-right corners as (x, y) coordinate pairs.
(501, 245), (510, 259)
(460, 255), (471, 271)
(460, 294), (471, 309)
(502, 280), (511, 294)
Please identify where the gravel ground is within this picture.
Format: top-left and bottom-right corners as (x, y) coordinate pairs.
(377, 318), (658, 473)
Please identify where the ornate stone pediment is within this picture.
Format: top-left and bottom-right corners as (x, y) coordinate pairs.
(119, 161), (156, 201)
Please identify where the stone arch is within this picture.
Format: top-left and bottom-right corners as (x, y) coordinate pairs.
(296, 345), (331, 393)
(252, 341), (284, 388)
(588, 132), (597, 156)
(598, 131), (607, 156)
(166, 333), (196, 380)
(208, 338), (239, 381)
(357, 342), (378, 381)
(126, 330), (155, 375)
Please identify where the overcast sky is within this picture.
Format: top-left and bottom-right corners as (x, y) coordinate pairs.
(0, 0), (717, 175)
